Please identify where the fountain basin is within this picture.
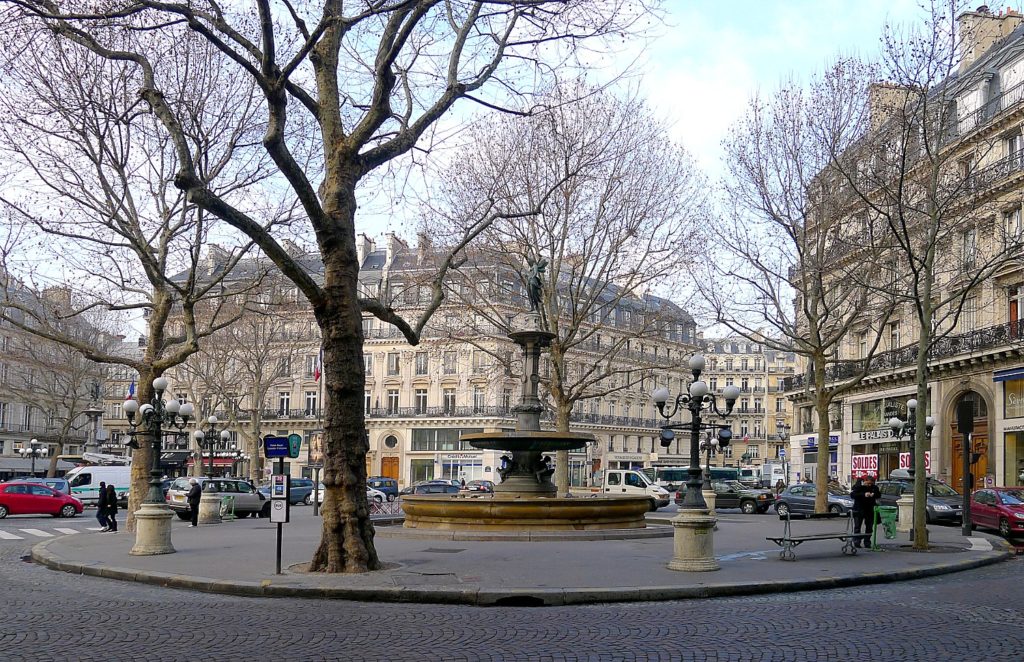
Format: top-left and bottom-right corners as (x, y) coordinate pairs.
(401, 494), (651, 531)
(464, 430), (591, 452)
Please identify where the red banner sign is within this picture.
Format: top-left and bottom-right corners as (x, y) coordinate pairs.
(851, 454), (879, 478)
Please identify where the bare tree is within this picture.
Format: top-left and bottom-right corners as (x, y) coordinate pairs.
(0, 33), (266, 530)
(2, 1), (658, 571)
(707, 60), (897, 514)
(438, 84), (706, 494)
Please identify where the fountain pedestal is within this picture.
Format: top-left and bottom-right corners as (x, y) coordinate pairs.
(667, 509), (720, 572)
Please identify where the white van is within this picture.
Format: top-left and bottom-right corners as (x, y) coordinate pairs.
(64, 465), (131, 505)
(600, 469), (671, 511)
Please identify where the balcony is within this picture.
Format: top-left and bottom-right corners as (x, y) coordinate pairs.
(785, 319), (1023, 391)
(947, 79), (1024, 142)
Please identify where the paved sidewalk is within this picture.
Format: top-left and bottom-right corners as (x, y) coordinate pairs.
(32, 507), (1011, 605)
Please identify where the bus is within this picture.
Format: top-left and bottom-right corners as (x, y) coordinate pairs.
(643, 466), (739, 491)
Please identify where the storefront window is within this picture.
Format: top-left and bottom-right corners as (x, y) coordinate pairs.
(411, 428), (483, 451)
(1006, 432), (1024, 486)
(1005, 379), (1024, 419)
(410, 459), (434, 483)
(852, 399), (883, 432)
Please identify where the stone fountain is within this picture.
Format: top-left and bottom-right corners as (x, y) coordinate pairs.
(401, 306), (651, 534)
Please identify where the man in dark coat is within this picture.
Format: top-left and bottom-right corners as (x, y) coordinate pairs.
(850, 475), (881, 547)
(96, 481), (109, 531)
(187, 478), (203, 527)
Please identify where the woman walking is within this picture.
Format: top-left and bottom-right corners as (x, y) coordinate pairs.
(105, 484), (119, 533)
(96, 481), (109, 531)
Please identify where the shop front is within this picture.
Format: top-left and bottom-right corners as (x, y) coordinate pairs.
(604, 452), (649, 471)
(849, 430), (901, 481)
(796, 433), (839, 482)
(997, 368), (1024, 487)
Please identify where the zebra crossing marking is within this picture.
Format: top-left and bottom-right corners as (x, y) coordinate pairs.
(19, 529), (54, 538)
(0, 530), (23, 540)
(54, 528), (79, 535)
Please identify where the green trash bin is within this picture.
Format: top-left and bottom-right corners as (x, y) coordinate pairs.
(873, 505), (898, 549)
(220, 495), (236, 521)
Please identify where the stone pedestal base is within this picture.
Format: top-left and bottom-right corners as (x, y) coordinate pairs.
(129, 503), (175, 556)
(198, 493), (222, 525)
(701, 488), (719, 531)
(896, 494), (914, 533)
(667, 508), (719, 572)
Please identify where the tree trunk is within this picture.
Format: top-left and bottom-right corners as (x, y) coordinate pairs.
(554, 403), (571, 497)
(813, 356), (831, 513)
(308, 182), (379, 573)
(912, 248), (935, 551)
(125, 375), (155, 532)
(45, 439), (64, 478)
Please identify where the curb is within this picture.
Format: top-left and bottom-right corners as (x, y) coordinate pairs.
(30, 537), (1014, 607)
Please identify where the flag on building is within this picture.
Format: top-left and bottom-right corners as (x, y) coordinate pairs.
(126, 378), (136, 399)
(313, 350), (322, 382)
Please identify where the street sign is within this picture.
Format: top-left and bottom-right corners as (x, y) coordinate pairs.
(287, 433), (302, 459)
(778, 449), (786, 459)
(264, 435), (289, 458)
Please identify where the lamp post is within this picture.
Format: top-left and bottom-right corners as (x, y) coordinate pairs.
(653, 354), (739, 571)
(193, 415), (230, 478)
(19, 439), (47, 477)
(888, 398), (935, 539)
(123, 377), (194, 555)
(777, 422), (791, 487)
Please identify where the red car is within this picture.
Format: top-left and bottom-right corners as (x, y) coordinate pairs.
(970, 487), (1024, 538)
(0, 481), (84, 519)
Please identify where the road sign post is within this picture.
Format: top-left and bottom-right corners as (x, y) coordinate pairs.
(264, 436), (292, 575)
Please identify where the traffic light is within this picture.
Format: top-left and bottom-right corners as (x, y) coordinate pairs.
(659, 428), (675, 448)
(717, 427), (732, 448)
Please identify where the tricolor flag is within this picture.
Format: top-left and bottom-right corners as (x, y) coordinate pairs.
(313, 350), (323, 382)
(126, 378), (136, 399)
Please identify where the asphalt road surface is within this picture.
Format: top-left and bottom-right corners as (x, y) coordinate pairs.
(0, 515), (1021, 661)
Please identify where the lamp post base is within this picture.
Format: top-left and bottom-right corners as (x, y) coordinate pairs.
(198, 493), (223, 525)
(896, 494), (914, 534)
(701, 488), (719, 531)
(667, 508), (719, 572)
(129, 503), (175, 556)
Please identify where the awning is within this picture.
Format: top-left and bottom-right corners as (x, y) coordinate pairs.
(993, 367), (1024, 383)
(159, 451), (191, 466)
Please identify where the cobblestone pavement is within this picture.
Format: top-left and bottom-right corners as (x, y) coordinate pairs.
(1, 540), (1021, 662)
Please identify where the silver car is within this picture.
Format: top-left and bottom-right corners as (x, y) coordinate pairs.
(165, 477), (268, 519)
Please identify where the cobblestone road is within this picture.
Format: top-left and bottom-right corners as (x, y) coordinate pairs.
(1, 540), (1021, 661)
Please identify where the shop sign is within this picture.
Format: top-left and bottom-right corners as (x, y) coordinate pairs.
(851, 454), (879, 478)
(440, 453), (479, 460)
(855, 429), (891, 441)
(1004, 422), (1024, 432)
(608, 454), (646, 462)
(898, 451), (931, 472)
(801, 435), (839, 448)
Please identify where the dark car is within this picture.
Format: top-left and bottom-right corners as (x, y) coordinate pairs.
(410, 483), (461, 495)
(400, 480), (454, 496)
(674, 480), (775, 514)
(257, 478), (315, 505)
(367, 477), (399, 501)
(877, 477), (962, 524)
(463, 480), (494, 493)
(773, 483), (855, 516)
(970, 487), (1024, 538)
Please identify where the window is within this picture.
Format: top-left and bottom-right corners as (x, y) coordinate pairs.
(415, 352), (428, 376)
(962, 227), (977, 271)
(277, 392), (290, 413)
(888, 321), (901, 349)
(1010, 285), (1024, 327)
(0, 402), (6, 427)
(363, 353), (373, 375)
(859, 332), (869, 359)
(387, 352), (400, 376)
(961, 296), (978, 332)
(443, 351), (457, 375)
(754, 397), (763, 412)
(741, 377), (749, 391)
(364, 391), (371, 413)
(277, 356), (291, 376)
(473, 386), (485, 411)
(1007, 132), (1023, 164)
(472, 350), (486, 374)
(1006, 379), (1024, 419)
(22, 406), (32, 428)
(414, 388), (428, 414)
(725, 359), (734, 371)
(305, 354), (318, 377)
(746, 445), (759, 459)
(304, 391), (318, 416)
(741, 358), (749, 371)
(410, 428), (482, 451)
(443, 388), (456, 413)
(776, 398), (785, 413)
(501, 388), (512, 410)
(1004, 207), (1023, 247)
(387, 389), (399, 413)
(709, 377), (718, 390)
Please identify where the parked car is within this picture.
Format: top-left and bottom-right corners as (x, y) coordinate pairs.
(463, 480), (494, 493)
(23, 477), (71, 496)
(0, 481), (83, 518)
(311, 484), (389, 504)
(257, 478), (315, 505)
(367, 477), (399, 501)
(773, 483), (854, 516)
(675, 480), (775, 514)
(970, 487), (1024, 538)
(877, 477), (963, 524)
(165, 477), (268, 519)
(400, 480), (456, 496)
(410, 483), (461, 495)
(64, 465), (130, 506)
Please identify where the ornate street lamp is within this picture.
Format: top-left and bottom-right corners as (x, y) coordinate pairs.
(123, 376), (194, 555)
(888, 398), (935, 540)
(193, 415), (231, 477)
(19, 438), (48, 477)
(652, 355), (739, 573)
(777, 422), (791, 487)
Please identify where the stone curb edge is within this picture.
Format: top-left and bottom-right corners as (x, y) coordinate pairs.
(30, 538), (1013, 608)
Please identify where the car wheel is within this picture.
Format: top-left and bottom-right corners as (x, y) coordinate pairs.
(776, 503), (790, 517)
(303, 493), (312, 506)
(999, 518), (1011, 538)
(60, 505), (77, 518)
(373, 495), (384, 504)
(176, 512), (191, 521)
(648, 499), (659, 512)
(828, 505), (842, 514)
(741, 501), (757, 514)
(387, 494), (396, 502)
(260, 503), (271, 518)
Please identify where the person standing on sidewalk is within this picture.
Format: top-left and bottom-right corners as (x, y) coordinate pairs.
(187, 478), (202, 527)
(96, 481), (109, 532)
(851, 475), (881, 548)
(105, 484), (119, 533)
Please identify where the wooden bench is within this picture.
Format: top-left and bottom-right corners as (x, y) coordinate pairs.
(766, 511), (871, 561)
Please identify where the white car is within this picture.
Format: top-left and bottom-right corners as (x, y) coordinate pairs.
(312, 483), (387, 504)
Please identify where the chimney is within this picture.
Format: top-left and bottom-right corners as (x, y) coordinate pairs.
(356, 233), (376, 265)
(385, 232), (408, 263)
(416, 231), (433, 264)
(40, 286), (72, 310)
(868, 83), (913, 132)
(958, 7), (1023, 73)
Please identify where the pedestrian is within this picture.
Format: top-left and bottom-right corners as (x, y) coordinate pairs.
(775, 479), (786, 495)
(96, 481), (109, 531)
(460, 477), (466, 489)
(105, 484), (119, 533)
(850, 475), (881, 548)
(187, 478), (202, 527)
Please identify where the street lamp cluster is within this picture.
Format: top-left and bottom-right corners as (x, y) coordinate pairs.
(888, 398), (935, 478)
(19, 439), (48, 476)
(193, 415), (231, 477)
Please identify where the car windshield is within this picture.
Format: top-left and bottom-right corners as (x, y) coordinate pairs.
(828, 487), (849, 496)
(927, 482), (959, 497)
(723, 480), (745, 491)
(1000, 490), (1024, 505)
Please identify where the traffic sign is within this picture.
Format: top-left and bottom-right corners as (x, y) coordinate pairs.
(287, 433), (302, 459)
(264, 435), (289, 458)
(778, 449), (787, 459)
